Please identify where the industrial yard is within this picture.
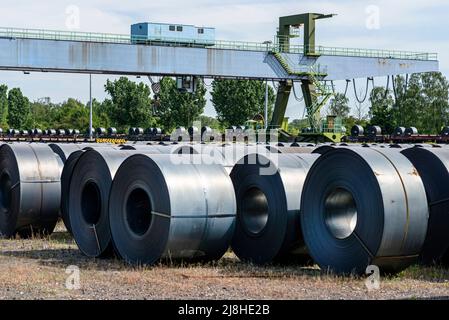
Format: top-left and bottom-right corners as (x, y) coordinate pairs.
(0, 0), (449, 306)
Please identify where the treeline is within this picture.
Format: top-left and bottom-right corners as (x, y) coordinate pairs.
(291, 72), (449, 135)
(0, 77), (275, 133)
(2, 72), (447, 135)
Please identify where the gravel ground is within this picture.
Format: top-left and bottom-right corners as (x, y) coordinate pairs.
(0, 225), (448, 300)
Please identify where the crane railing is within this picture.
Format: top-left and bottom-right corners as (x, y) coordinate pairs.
(0, 27), (438, 61)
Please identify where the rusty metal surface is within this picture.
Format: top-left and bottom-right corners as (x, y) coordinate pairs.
(0, 38), (439, 80)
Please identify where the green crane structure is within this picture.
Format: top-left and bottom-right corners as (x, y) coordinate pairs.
(270, 13), (340, 142)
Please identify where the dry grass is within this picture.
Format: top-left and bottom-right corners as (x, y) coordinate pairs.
(0, 223), (448, 300)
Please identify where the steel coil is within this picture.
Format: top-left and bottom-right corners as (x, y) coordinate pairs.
(96, 127), (107, 136)
(60, 149), (85, 234)
(188, 126), (199, 137)
(0, 144), (61, 237)
(394, 127), (406, 136)
(230, 153), (319, 264)
(301, 147), (428, 274)
(108, 154), (236, 265)
(128, 127), (136, 136)
(367, 125), (382, 136)
(153, 128), (162, 135)
(68, 149), (138, 257)
(108, 127), (117, 136)
(351, 125), (364, 137)
(405, 127), (419, 136)
(401, 148), (449, 265)
(441, 127), (449, 137)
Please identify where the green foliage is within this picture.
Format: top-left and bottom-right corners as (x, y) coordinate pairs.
(393, 73), (449, 134)
(0, 84), (8, 128)
(155, 77), (206, 132)
(328, 93), (350, 118)
(344, 116), (368, 133)
(105, 77), (154, 131)
(211, 80), (275, 128)
(368, 72), (449, 134)
(28, 101), (54, 129)
(195, 115), (222, 130)
(7, 88), (30, 129)
(51, 98), (90, 130)
(368, 86), (396, 134)
(288, 118), (309, 135)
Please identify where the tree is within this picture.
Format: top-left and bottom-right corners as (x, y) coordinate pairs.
(368, 86), (395, 134)
(0, 85), (8, 128)
(7, 88), (30, 129)
(211, 80), (275, 128)
(52, 98), (90, 130)
(328, 93), (350, 118)
(155, 77), (206, 132)
(195, 115), (222, 130)
(393, 73), (449, 134)
(91, 99), (112, 130)
(28, 101), (55, 129)
(104, 77), (154, 131)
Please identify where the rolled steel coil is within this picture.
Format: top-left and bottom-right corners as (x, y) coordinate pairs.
(60, 149), (85, 234)
(108, 127), (117, 136)
(313, 145), (335, 155)
(69, 149), (138, 257)
(401, 148), (449, 265)
(301, 147), (428, 274)
(109, 154), (236, 265)
(96, 127), (107, 136)
(49, 143), (84, 163)
(366, 125), (382, 137)
(20, 130), (30, 136)
(144, 128), (154, 135)
(72, 129), (80, 135)
(277, 146), (316, 154)
(405, 127), (419, 136)
(47, 129), (56, 136)
(0, 128), (2, 135)
(351, 125), (364, 137)
(128, 127), (136, 136)
(394, 127), (406, 136)
(33, 129), (43, 135)
(0, 144), (61, 237)
(119, 144), (171, 153)
(188, 126), (199, 137)
(59, 144), (118, 233)
(7, 129), (17, 136)
(56, 129), (66, 136)
(153, 128), (162, 135)
(135, 128), (144, 135)
(441, 126), (449, 137)
(230, 153), (319, 264)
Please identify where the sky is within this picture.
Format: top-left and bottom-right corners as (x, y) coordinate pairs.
(0, 0), (447, 120)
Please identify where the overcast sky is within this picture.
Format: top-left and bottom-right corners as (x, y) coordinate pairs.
(0, 0), (447, 119)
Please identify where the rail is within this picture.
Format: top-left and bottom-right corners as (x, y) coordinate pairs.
(0, 27), (438, 61)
